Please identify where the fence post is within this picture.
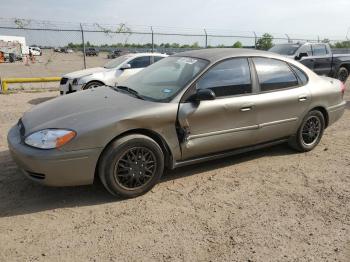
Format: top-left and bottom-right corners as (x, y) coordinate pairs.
(285, 34), (291, 43)
(204, 29), (208, 48)
(80, 23), (86, 69)
(151, 26), (154, 53)
(253, 32), (257, 49)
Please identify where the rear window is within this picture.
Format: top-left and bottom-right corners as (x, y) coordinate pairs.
(312, 44), (328, 56)
(253, 58), (299, 91)
(291, 65), (308, 85)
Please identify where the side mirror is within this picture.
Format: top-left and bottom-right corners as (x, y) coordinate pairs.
(296, 52), (308, 60)
(190, 89), (216, 102)
(120, 63), (131, 70)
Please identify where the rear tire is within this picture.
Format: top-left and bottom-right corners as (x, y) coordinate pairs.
(336, 67), (349, 83)
(98, 134), (164, 198)
(288, 110), (325, 152)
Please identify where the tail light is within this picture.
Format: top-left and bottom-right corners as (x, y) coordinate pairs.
(340, 82), (346, 98)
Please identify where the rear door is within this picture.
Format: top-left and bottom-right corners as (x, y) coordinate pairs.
(251, 57), (311, 143)
(178, 58), (259, 160)
(297, 44), (315, 70)
(311, 44), (332, 76)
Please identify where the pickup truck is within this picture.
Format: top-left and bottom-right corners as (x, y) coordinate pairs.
(85, 47), (99, 56)
(269, 42), (350, 82)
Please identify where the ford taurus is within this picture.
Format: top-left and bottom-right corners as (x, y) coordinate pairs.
(8, 49), (346, 198)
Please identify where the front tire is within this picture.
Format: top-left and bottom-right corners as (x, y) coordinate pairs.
(336, 67), (349, 83)
(288, 110), (325, 152)
(98, 134), (164, 198)
(83, 81), (104, 90)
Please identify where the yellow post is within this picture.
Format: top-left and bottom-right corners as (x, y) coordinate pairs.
(2, 81), (8, 93)
(1, 77), (61, 93)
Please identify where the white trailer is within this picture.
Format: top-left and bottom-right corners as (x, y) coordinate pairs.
(0, 35), (29, 55)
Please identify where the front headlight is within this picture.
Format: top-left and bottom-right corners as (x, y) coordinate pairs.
(72, 78), (79, 85)
(25, 129), (76, 149)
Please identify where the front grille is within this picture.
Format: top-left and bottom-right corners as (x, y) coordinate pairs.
(26, 171), (46, 180)
(60, 77), (68, 85)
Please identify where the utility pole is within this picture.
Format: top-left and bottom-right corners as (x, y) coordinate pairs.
(253, 32), (257, 49)
(80, 23), (86, 69)
(204, 28), (208, 48)
(151, 26), (154, 53)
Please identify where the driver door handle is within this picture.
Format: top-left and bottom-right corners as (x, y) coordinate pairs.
(240, 106), (252, 112)
(298, 96), (308, 102)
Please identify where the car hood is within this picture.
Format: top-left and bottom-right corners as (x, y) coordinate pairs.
(63, 67), (108, 78)
(21, 86), (156, 135)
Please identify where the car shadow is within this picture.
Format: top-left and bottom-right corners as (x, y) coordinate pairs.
(0, 144), (295, 218)
(163, 144), (295, 182)
(28, 96), (56, 105)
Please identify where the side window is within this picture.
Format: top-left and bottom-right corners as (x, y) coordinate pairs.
(298, 45), (312, 56)
(253, 58), (299, 91)
(153, 56), (165, 63)
(312, 44), (327, 56)
(197, 58), (252, 97)
(290, 65), (308, 85)
(129, 56), (151, 69)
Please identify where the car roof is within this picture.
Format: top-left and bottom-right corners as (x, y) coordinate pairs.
(173, 48), (284, 63)
(131, 52), (168, 57)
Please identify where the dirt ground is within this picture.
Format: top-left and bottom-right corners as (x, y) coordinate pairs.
(0, 85), (349, 261)
(0, 49), (108, 79)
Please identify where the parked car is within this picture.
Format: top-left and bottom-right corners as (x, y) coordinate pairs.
(269, 42), (350, 82)
(29, 46), (42, 56)
(59, 53), (167, 95)
(8, 49), (346, 198)
(59, 47), (74, 53)
(107, 49), (123, 59)
(85, 47), (99, 56)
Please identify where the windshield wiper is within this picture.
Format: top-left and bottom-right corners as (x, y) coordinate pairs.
(113, 85), (144, 100)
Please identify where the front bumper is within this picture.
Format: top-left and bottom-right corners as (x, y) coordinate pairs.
(7, 125), (102, 186)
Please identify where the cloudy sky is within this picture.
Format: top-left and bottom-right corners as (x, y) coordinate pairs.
(1, 0), (350, 43)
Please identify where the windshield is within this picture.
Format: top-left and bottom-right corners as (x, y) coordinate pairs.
(119, 56), (209, 102)
(104, 55), (131, 69)
(269, 44), (300, 55)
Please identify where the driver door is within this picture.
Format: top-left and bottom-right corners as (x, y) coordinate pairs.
(178, 58), (259, 160)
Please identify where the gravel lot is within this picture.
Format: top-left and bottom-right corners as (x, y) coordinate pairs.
(0, 49), (108, 78)
(0, 85), (349, 261)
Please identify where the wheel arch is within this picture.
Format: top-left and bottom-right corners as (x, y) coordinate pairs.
(94, 128), (173, 183)
(310, 106), (329, 128)
(83, 80), (106, 90)
(339, 63), (350, 72)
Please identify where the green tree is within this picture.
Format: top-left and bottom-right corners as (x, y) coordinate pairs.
(170, 43), (180, 48)
(256, 33), (273, 50)
(232, 41), (242, 48)
(191, 42), (200, 48)
(333, 41), (350, 48)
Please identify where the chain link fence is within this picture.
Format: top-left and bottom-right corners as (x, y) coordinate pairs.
(0, 17), (349, 81)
